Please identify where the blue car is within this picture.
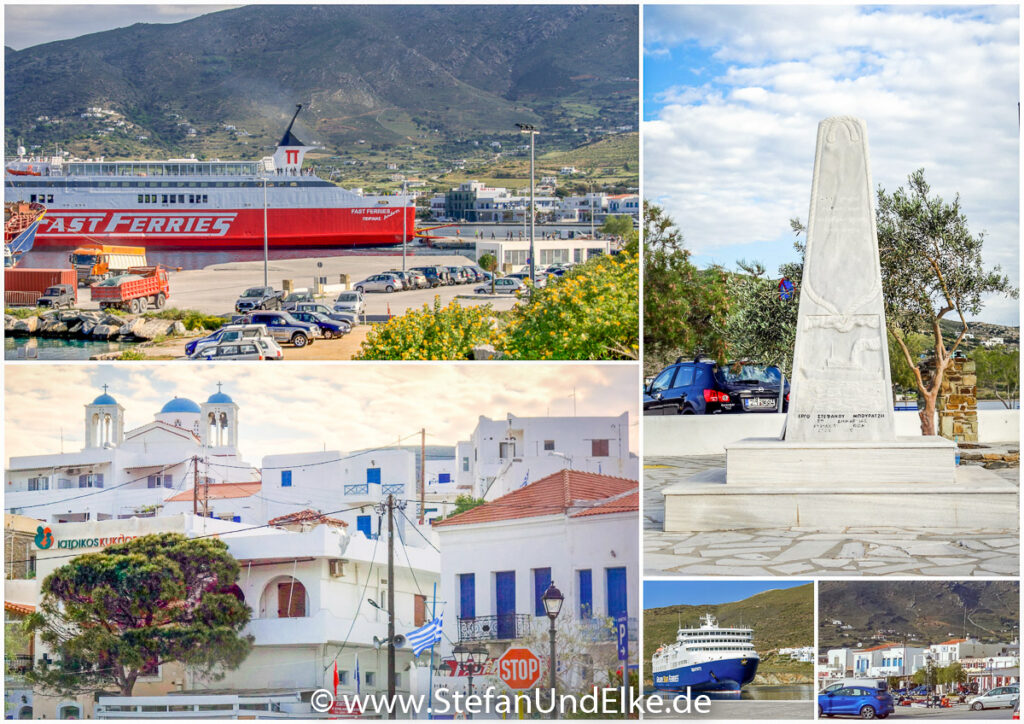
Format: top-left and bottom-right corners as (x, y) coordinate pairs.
(819, 686), (894, 719)
(644, 358), (790, 415)
(289, 311), (350, 339)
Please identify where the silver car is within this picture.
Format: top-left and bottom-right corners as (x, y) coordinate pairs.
(194, 340), (266, 360)
(506, 271), (545, 288)
(475, 277), (525, 295)
(334, 290), (365, 315)
(355, 273), (403, 293)
(969, 685), (1019, 710)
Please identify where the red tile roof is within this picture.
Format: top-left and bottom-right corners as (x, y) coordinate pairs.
(938, 638), (969, 646)
(859, 643), (900, 652)
(268, 509), (348, 528)
(433, 469), (637, 528)
(5, 601), (35, 615)
(570, 491), (638, 518)
(165, 481), (261, 502)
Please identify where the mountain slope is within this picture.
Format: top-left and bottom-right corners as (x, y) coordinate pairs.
(819, 581), (1019, 650)
(5, 5), (637, 156)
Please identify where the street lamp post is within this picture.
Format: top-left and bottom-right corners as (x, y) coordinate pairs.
(516, 123), (538, 285)
(262, 177), (269, 287)
(542, 582), (564, 720)
(402, 179), (408, 273)
(453, 644), (489, 720)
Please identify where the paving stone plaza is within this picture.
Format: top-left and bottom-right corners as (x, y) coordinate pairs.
(644, 452), (1020, 577)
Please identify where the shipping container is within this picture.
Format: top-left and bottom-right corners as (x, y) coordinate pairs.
(4, 268), (77, 306)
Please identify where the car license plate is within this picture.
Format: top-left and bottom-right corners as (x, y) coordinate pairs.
(744, 398), (776, 410)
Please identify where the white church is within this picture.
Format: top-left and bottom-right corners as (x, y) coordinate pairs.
(5, 385), (259, 524)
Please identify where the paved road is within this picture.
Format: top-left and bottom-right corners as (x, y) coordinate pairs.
(643, 698), (813, 719)
(77, 253), (520, 317)
(880, 705), (1012, 718)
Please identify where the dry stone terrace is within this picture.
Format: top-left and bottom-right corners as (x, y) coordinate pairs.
(644, 452), (1020, 577)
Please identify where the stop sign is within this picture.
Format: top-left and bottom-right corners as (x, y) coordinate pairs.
(497, 647), (543, 690)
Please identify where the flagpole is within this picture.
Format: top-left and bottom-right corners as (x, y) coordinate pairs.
(427, 581), (438, 720)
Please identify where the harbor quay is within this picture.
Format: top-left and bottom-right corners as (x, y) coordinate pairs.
(73, 253), (520, 319)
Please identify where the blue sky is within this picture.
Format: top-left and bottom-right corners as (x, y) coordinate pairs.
(644, 5), (1020, 325)
(644, 580), (811, 610)
(5, 365), (639, 466)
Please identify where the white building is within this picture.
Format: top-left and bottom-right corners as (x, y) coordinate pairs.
(852, 643), (926, 678)
(5, 387), (258, 524)
(452, 412), (637, 501)
(26, 510), (440, 718)
(474, 237), (610, 272)
(434, 469), (638, 688)
(929, 638), (1009, 666)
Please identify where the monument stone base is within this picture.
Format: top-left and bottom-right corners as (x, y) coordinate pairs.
(663, 465), (1019, 532)
(725, 436), (957, 485)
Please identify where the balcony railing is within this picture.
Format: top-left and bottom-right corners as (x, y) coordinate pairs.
(5, 653), (32, 676)
(381, 483), (404, 495)
(578, 617), (639, 643)
(458, 614), (532, 642)
(343, 484), (369, 496)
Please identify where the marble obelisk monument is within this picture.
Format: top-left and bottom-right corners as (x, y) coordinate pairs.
(784, 117), (896, 443)
(661, 116), (1016, 534)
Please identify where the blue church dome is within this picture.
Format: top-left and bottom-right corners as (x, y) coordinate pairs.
(160, 397), (201, 414)
(92, 393), (118, 406)
(207, 391), (234, 404)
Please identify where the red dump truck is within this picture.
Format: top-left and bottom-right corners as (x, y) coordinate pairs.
(4, 268), (78, 307)
(90, 266), (170, 313)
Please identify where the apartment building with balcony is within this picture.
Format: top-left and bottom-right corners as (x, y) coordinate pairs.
(434, 469), (639, 684)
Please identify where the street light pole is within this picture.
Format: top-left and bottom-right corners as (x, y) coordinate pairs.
(262, 177), (269, 287)
(402, 179), (408, 273)
(516, 123), (539, 285)
(541, 582), (564, 720)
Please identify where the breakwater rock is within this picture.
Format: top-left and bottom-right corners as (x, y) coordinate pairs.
(6, 310), (188, 342)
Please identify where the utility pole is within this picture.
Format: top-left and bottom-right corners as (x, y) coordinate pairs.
(419, 428), (426, 524)
(402, 180), (408, 273)
(192, 456), (199, 516)
(387, 494), (396, 716)
(516, 123), (539, 284)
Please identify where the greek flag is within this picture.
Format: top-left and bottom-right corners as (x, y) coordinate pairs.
(406, 612), (443, 656)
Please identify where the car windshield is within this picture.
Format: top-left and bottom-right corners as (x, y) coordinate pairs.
(71, 254), (98, 265)
(242, 287), (266, 297)
(716, 364), (782, 385)
(337, 293), (357, 302)
(285, 293), (306, 301)
(44, 287), (62, 295)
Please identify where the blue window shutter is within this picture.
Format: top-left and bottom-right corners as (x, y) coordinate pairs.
(579, 570), (593, 619)
(367, 467), (381, 485)
(533, 568), (552, 616)
(459, 574), (475, 619)
(281, 470), (292, 487)
(495, 571), (516, 638)
(606, 567), (627, 619)
(356, 515), (372, 539)
(232, 516), (241, 523)
(438, 473), (451, 484)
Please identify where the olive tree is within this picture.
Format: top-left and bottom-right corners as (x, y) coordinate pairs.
(877, 169), (1016, 434)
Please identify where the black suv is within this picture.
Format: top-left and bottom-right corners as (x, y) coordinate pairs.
(235, 286), (284, 313)
(644, 358), (790, 415)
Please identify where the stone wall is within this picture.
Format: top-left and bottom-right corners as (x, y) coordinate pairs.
(930, 357), (979, 442)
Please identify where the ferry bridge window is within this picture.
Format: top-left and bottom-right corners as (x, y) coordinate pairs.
(178, 194), (185, 203)
(170, 195), (176, 204)
(202, 195), (208, 203)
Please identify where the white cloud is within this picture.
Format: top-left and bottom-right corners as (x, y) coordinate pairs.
(5, 364), (639, 467)
(644, 5), (1019, 324)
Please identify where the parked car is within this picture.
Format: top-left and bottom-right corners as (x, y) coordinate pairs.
(475, 277), (525, 295)
(192, 340), (266, 361)
(969, 685), (1020, 711)
(239, 311), (318, 347)
(506, 271), (545, 288)
(354, 273), (403, 293)
(406, 270), (430, 289)
(36, 284), (77, 309)
(644, 359), (790, 415)
(281, 288), (315, 310)
(410, 266), (444, 288)
(235, 286), (283, 312)
(818, 685), (894, 719)
(445, 266), (469, 284)
(289, 310), (350, 339)
(385, 270), (416, 290)
(185, 324), (272, 357)
(461, 266), (484, 283)
(334, 290), (365, 316)
(292, 302), (353, 329)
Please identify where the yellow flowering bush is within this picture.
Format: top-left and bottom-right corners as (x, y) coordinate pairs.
(354, 296), (494, 360)
(497, 251), (639, 360)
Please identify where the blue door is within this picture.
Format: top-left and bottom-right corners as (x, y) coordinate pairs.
(578, 569), (593, 618)
(606, 567), (627, 619)
(356, 515), (372, 539)
(367, 467), (381, 485)
(495, 571), (516, 639)
(459, 574), (475, 619)
(533, 568), (551, 616)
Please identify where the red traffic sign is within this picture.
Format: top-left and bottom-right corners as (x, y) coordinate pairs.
(497, 647), (543, 690)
